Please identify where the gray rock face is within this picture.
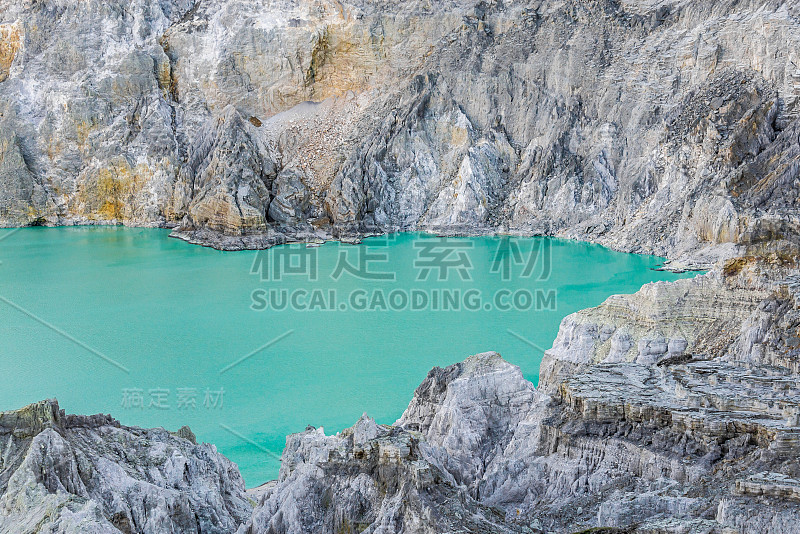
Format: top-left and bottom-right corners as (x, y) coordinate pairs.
(396, 352), (539, 493)
(0, 0), (798, 265)
(242, 413), (523, 534)
(242, 259), (800, 533)
(173, 106), (272, 236)
(4, 0), (800, 532)
(6, 262), (800, 533)
(0, 130), (49, 225)
(241, 353), (534, 534)
(0, 400), (250, 533)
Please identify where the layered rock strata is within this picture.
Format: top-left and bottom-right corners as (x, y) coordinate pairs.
(0, 400), (250, 533)
(243, 258), (800, 533)
(0, 0), (798, 266)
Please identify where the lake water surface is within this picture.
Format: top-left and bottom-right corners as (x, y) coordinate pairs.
(0, 227), (695, 485)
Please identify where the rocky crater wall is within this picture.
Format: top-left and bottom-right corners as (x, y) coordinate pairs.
(0, 0), (798, 267)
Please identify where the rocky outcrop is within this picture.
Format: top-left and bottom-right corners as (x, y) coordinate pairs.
(242, 412), (524, 534)
(0, 130), (49, 226)
(172, 106), (272, 237)
(0, 400), (250, 533)
(0, 0), (798, 265)
(6, 257), (800, 533)
(239, 257), (800, 533)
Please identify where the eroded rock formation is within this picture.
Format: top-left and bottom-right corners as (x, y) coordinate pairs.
(0, 400), (249, 533)
(244, 256), (800, 533)
(0, 0), (798, 265)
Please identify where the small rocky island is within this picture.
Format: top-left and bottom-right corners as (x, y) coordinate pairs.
(4, 254), (800, 532)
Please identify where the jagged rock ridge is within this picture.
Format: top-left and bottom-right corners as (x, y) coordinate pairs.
(0, 399), (249, 533)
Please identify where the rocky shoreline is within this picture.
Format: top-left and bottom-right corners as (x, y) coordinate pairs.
(2, 0), (800, 270)
(2, 0), (800, 531)
(3, 253), (800, 532)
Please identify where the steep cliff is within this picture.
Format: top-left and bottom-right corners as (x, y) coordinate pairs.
(244, 257), (800, 533)
(1, 0), (798, 265)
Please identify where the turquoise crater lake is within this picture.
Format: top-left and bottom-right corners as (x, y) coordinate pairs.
(0, 228), (694, 485)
